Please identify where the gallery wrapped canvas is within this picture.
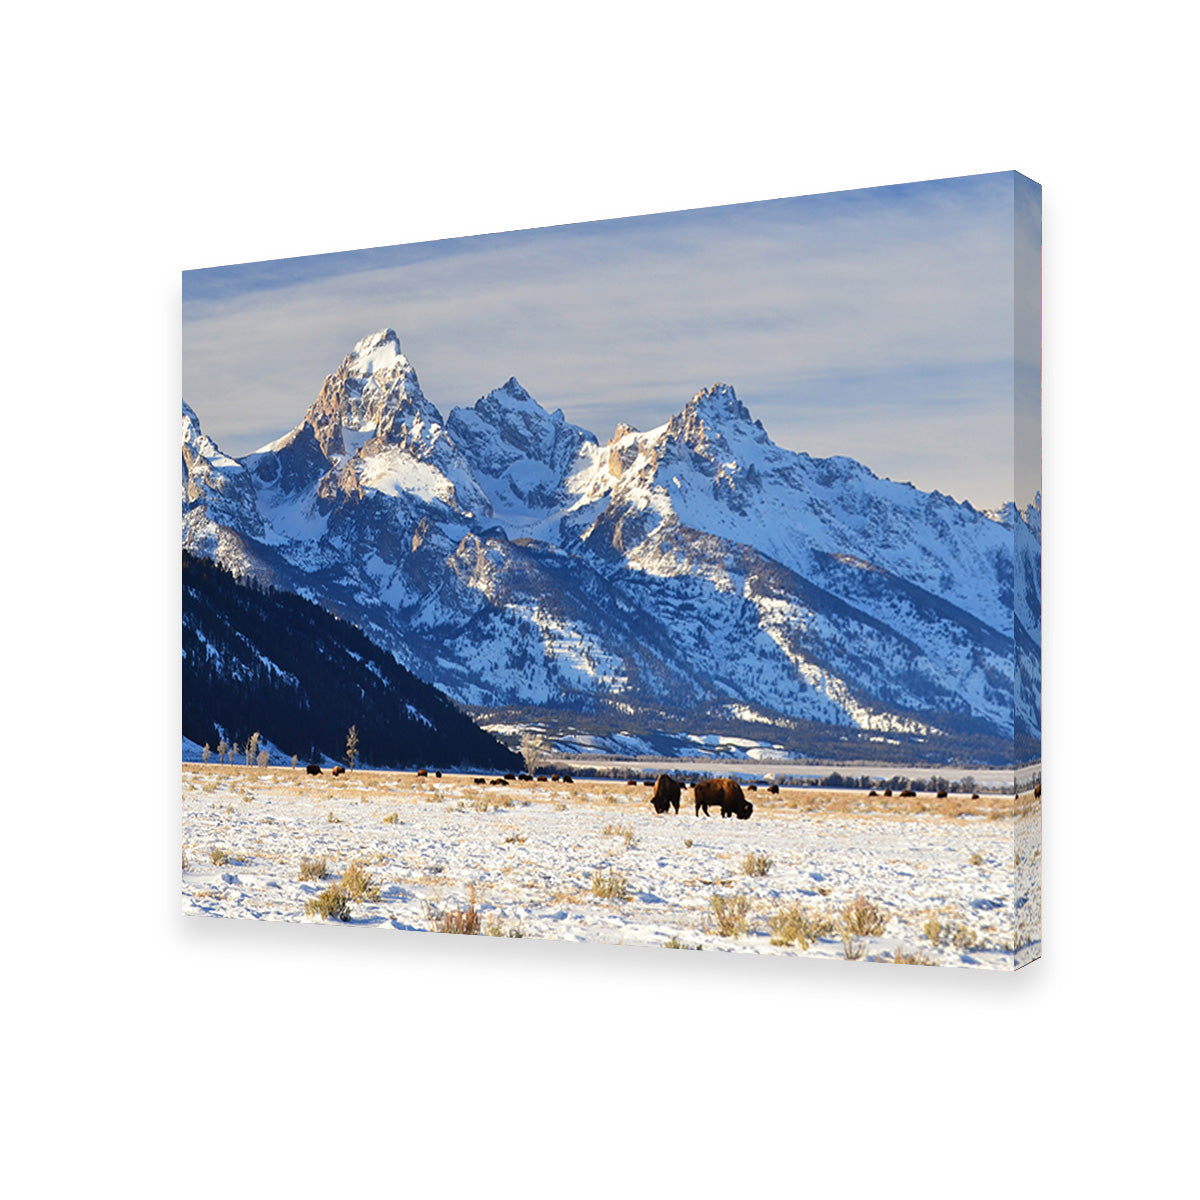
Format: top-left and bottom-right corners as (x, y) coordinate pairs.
(182, 171), (1041, 968)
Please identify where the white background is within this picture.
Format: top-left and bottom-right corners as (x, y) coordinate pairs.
(6, 3), (1194, 1196)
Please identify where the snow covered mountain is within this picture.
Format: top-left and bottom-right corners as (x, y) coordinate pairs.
(182, 329), (1041, 766)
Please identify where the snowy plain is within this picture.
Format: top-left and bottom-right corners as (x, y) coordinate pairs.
(183, 764), (1040, 970)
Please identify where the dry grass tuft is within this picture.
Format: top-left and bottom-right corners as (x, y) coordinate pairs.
(841, 895), (889, 939)
(768, 903), (835, 950)
(590, 869), (630, 900)
(340, 861), (381, 902)
(209, 847), (230, 866)
(602, 823), (637, 848)
(741, 851), (773, 877)
(305, 884), (351, 922)
(432, 886), (483, 935)
(710, 894), (752, 938)
(298, 856), (328, 881)
(890, 948), (936, 966)
(382, 812), (399, 824)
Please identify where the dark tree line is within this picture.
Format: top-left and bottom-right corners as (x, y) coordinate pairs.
(182, 551), (521, 771)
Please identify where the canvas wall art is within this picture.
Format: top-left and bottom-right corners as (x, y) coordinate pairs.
(182, 171), (1041, 969)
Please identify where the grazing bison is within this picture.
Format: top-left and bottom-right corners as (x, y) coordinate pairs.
(331, 765), (345, 776)
(694, 778), (753, 820)
(650, 774), (682, 815)
(936, 789), (948, 799)
(883, 788), (893, 797)
(417, 769), (428, 778)
(473, 777), (486, 785)
(767, 784), (780, 795)
(868, 790), (878, 797)
(561, 774), (574, 784)
(747, 785), (758, 792)
(899, 789), (916, 798)
(305, 763), (322, 776)
(626, 779), (639, 786)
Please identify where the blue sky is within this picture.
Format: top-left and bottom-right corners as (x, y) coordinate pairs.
(183, 171), (1038, 510)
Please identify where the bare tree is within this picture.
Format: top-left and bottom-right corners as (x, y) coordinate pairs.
(217, 739), (228, 766)
(202, 743), (211, 765)
(247, 732), (261, 767)
(291, 754), (299, 769)
(346, 725), (359, 770)
(520, 734), (547, 776)
(257, 749), (270, 768)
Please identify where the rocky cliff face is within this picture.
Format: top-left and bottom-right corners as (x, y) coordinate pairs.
(182, 330), (1041, 765)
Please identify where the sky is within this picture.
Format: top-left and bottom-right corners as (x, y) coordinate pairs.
(183, 171), (1039, 511)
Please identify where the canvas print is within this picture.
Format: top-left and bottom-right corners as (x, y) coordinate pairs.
(182, 171), (1042, 969)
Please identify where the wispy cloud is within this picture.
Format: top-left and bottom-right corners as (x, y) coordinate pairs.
(184, 172), (1031, 508)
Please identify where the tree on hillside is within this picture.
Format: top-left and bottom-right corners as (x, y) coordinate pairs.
(217, 739), (228, 766)
(247, 731), (261, 766)
(520, 734), (548, 775)
(346, 724), (359, 770)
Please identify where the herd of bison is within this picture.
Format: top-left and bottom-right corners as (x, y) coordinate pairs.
(295, 764), (1016, 819)
(301, 763), (760, 818)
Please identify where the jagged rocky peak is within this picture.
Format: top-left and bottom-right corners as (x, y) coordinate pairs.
(667, 382), (768, 454)
(448, 377), (596, 475)
(304, 328), (440, 458)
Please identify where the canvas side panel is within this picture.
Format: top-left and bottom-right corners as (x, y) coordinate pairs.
(1014, 172), (1042, 968)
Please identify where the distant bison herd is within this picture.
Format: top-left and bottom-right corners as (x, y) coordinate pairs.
(287, 764), (1008, 821)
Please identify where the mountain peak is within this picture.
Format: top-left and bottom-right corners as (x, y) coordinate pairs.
(350, 328), (404, 364)
(686, 382), (747, 419)
(667, 382), (768, 454)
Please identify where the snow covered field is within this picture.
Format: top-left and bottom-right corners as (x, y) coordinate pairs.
(182, 766), (1041, 970)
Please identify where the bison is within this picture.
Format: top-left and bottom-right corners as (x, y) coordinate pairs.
(561, 774), (574, 784)
(417, 769), (428, 778)
(694, 778), (753, 820)
(650, 774), (682, 815)
(936, 789), (948, 799)
(331, 765), (345, 776)
(767, 784), (780, 795)
(305, 763), (322, 776)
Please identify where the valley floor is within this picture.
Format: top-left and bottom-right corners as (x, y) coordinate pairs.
(181, 766), (1041, 970)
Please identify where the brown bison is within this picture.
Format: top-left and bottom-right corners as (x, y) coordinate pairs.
(305, 763), (322, 776)
(417, 769), (428, 778)
(650, 774), (682, 815)
(767, 784), (780, 795)
(331, 765), (345, 776)
(693, 778), (753, 819)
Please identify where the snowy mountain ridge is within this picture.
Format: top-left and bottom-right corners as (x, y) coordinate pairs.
(182, 329), (1041, 765)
